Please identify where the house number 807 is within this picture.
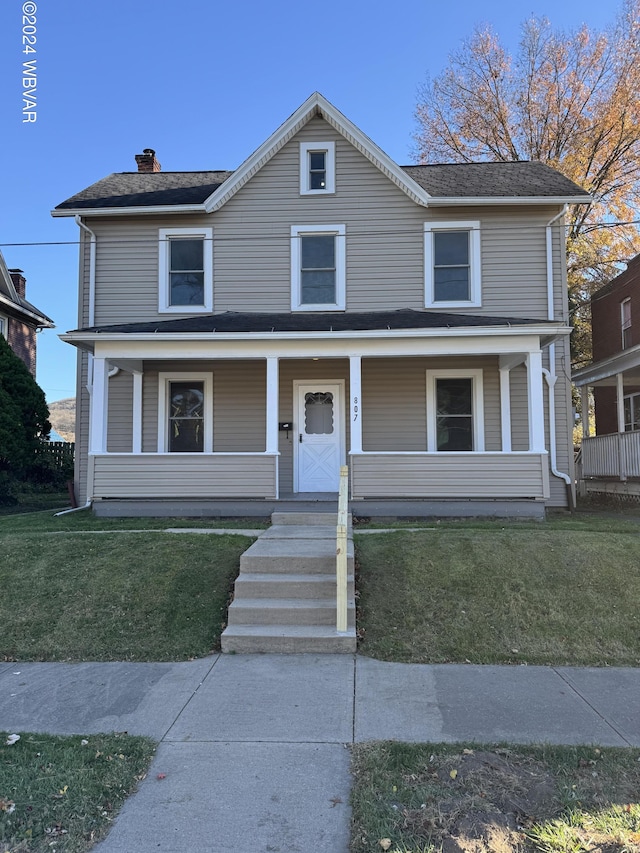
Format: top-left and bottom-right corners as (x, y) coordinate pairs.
(353, 397), (358, 421)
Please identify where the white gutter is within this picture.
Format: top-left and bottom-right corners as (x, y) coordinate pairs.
(543, 206), (573, 500)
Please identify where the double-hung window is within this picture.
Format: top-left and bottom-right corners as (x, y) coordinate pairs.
(159, 227), (213, 313)
(291, 224), (346, 311)
(158, 372), (213, 452)
(621, 298), (632, 349)
(0, 314), (6, 338)
(424, 221), (481, 308)
(300, 142), (335, 195)
(426, 369), (484, 452)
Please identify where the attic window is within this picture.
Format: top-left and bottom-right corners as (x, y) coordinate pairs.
(300, 142), (335, 195)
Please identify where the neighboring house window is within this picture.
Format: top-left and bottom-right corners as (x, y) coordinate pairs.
(624, 392), (640, 432)
(426, 369), (485, 451)
(0, 314), (6, 338)
(291, 224), (346, 311)
(424, 221), (481, 308)
(158, 372), (213, 452)
(621, 298), (632, 349)
(300, 142), (335, 195)
(158, 227), (213, 313)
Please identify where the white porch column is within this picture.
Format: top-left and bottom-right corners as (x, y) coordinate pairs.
(580, 385), (591, 439)
(526, 351), (545, 452)
(349, 355), (362, 453)
(616, 372), (625, 433)
(499, 367), (512, 452)
(89, 357), (109, 453)
(266, 357), (279, 453)
(132, 371), (143, 454)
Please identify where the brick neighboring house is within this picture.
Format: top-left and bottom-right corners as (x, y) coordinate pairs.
(0, 249), (54, 375)
(573, 254), (640, 493)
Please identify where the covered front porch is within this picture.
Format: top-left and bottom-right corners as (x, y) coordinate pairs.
(64, 318), (568, 515)
(574, 343), (640, 494)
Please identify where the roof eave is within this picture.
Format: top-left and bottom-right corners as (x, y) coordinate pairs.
(573, 343), (640, 386)
(426, 195), (592, 206)
(60, 323), (570, 347)
(51, 203), (207, 218)
(0, 293), (54, 327)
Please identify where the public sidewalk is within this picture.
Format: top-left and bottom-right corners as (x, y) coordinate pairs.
(1, 655), (639, 852)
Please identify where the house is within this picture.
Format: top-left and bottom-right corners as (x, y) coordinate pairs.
(0, 249), (54, 376)
(573, 254), (640, 496)
(53, 93), (590, 518)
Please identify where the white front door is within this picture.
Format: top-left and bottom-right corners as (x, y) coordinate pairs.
(295, 382), (344, 492)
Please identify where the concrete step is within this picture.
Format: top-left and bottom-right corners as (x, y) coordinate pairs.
(221, 624), (357, 654)
(271, 512), (352, 527)
(260, 525), (348, 540)
(240, 538), (354, 574)
(233, 572), (355, 599)
(227, 598), (356, 628)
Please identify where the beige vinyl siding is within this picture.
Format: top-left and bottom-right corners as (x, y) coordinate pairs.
(547, 338), (575, 506)
(106, 370), (133, 452)
(351, 453), (548, 499)
(83, 118), (564, 327)
(141, 360), (266, 453)
(509, 365), (530, 452)
(361, 356), (502, 452)
(92, 454), (277, 499)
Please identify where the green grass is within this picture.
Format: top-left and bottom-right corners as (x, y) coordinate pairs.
(0, 526), (254, 661)
(355, 527), (640, 665)
(350, 742), (640, 853)
(0, 731), (155, 852)
(0, 508), (268, 534)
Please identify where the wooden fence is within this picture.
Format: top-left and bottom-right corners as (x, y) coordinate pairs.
(42, 441), (75, 470)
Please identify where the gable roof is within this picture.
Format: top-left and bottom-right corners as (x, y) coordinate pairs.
(0, 249), (54, 328)
(53, 93), (591, 217)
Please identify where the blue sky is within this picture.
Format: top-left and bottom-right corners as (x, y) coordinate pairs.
(0, 0), (616, 403)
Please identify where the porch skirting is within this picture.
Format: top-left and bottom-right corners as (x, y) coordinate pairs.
(91, 497), (545, 519)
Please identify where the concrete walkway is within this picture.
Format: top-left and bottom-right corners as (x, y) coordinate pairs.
(1, 655), (640, 852)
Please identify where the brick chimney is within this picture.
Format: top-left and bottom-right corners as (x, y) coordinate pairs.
(8, 268), (26, 298)
(135, 148), (161, 172)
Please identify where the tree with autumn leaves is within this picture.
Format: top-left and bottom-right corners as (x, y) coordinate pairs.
(414, 0), (640, 367)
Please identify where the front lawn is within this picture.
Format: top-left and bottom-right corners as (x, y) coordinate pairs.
(350, 741), (640, 853)
(355, 525), (640, 666)
(0, 523), (254, 661)
(0, 731), (155, 852)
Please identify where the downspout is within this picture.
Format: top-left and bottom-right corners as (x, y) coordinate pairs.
(72, 216), (97, 513)
(544, 205), (575, 510)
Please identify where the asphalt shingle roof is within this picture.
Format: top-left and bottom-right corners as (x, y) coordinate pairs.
(74, 308), (550, 336)
(401, 161), (589, 198)
(55, 161), (589, 211)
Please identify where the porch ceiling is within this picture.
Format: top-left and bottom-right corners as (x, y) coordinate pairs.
(573, 343), (640, 386)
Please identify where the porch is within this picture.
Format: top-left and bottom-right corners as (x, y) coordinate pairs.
(70, 318), (570, 514)
(573, 342), (640, 498)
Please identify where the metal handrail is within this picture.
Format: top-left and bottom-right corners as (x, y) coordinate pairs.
(336, 465), (349, 632)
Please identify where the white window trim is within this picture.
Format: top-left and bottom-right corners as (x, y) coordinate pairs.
(426, 368), (485, 452)
(0, 313), (7, 338)
(291, 224), (346, 311)
(299, 141), (335, 195)
(157, 372), (213, 453)
(424, 221), (481, 308)
(621, 297), (632, 349)
(158, 227), (213, 314)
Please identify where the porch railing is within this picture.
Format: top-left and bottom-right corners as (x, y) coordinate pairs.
(581, 431), (640, 480)
(336, 465), (349, 633)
